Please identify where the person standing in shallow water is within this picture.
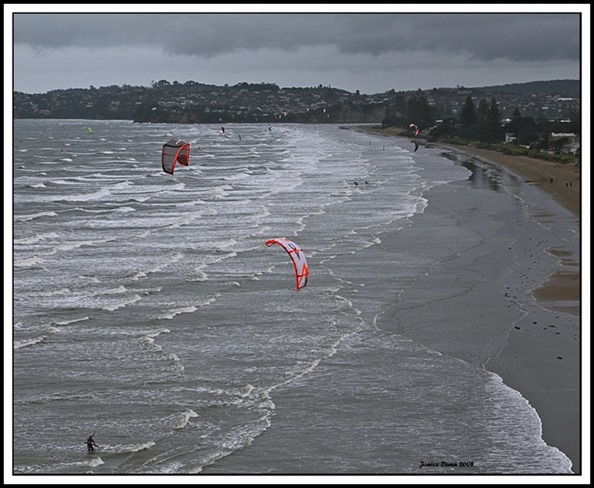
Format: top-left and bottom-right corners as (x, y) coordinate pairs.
(86, 434), (98, 452)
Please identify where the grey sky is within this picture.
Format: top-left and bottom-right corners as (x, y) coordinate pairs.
(8, 5), (587, 95)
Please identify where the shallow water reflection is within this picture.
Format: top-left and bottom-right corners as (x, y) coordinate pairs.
(460, 159), (503, 192)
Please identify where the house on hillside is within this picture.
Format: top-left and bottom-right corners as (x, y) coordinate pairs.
(561, 140), (580, 156)
(505, 132), (517, 143)
(549, 132), (580, 155)
(550, 132), (578, 143)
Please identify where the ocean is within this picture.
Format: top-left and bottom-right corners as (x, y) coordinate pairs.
(11, 120), (575, 478)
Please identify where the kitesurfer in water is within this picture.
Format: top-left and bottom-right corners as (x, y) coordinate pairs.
(86, 434), (98, 452)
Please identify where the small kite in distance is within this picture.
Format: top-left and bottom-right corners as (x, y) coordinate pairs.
(409, 123), (420, 152)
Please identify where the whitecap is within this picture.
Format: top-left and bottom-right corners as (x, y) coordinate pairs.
(14, 336), (47, 349)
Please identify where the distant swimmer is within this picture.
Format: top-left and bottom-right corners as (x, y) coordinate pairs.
(86, 434), (98, 452)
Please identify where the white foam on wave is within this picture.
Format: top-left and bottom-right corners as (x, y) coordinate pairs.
(53, 316), (90, 326)
(187, 268), (208, 281)
(93, 284), (128, 296)
(136, 327), (185, 372)
(21, 187), (112, 204)
(127, 252), (184, 281)
(76, 275), (101, 286)
(216, 238), (238, 250)
(128, 441), (156, 452)
(14, 211), (57, 221)
(138, 334), (163, 351)
(114, 206), (136, 213)
(86, 212), (197, 229)
(173, 409), (199, 430)
(53, 178), (90, 185)
(14, 233), (113, 267)
(156, 305), (198, 320)
(14, 255), (45, 267)
(50, 238), (110, 253)
(14, 336), (47, 349)
(40, 324), (60, 334)
(188, 403), (275, 474)
(156, 294), (220, 320)
(483, 372), (574, 473)
(98, 292), (143, 312)
(96, 440), (156, 454)
(237, 384), (255, 398)
(14, 231), (59, 245)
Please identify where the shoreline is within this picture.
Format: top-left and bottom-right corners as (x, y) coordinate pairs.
(359, 126), (581, 318)
(358, 126), (581, 218)
(361, 126), (582, 473)
(436, 141), (581, 318)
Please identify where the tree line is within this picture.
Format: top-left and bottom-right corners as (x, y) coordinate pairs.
(382, 94), (581, 151)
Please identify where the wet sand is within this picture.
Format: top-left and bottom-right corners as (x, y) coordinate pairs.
(438, 142), (581, 319)
(365, 127), (582, 318)
(438, 142), (581, 317)
(443, 143), (583, 475)
(361, 127), (583, 474)
(365, 127), (581, 217)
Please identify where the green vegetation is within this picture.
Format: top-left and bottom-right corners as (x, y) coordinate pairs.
(441, 140), (578, 165)
(382, 93), (580, 166)
(14, 79), (579, 132)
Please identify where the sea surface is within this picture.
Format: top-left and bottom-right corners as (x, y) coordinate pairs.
(10, 120), (573, 477)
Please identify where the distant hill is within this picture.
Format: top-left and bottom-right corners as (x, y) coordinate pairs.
(473, 79), (579, 98)
(13, 78), (580, 123)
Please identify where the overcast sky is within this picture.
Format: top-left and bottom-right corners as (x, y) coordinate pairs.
(6, 5), (589, 95)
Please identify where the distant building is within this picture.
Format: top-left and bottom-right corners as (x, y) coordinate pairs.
(550, 132), (578, 143)
(561, 141), (580, 155)
(505, 132), (517, 143)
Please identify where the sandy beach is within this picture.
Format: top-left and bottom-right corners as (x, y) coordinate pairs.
(438, 142), (581, 317)
(446, 142), (583, 475)
(363, 127), (583, 474)
(365, 127), (581, 217)
(365, 126), (581, 316)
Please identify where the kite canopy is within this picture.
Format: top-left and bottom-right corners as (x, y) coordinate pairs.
(265, 237), (310, 291)
(162, 139), (190, 174)
(409, 123), (420, 137)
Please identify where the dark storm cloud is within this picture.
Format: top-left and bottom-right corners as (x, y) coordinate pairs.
(13, 13), (580, 62)
(409, 14), (580, 61)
